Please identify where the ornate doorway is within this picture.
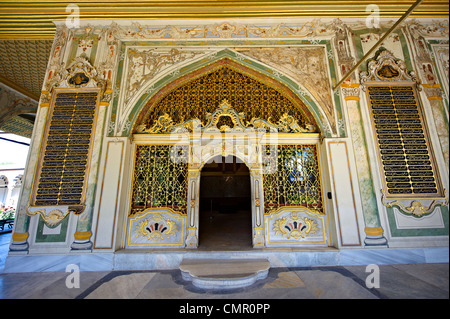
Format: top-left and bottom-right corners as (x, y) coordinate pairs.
(199, 155), (252, 250)
(126, 59), (329, 249)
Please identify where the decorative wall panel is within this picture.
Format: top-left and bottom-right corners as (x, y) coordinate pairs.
(127, 208), (186, 248)
(32, 89), (99, 208)
(265, 207), (326, 246)
(367, 84), (442, 198)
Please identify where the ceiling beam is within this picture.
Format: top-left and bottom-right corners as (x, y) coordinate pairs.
(0, 0), (448, 39)
(0, 74), (40, 102)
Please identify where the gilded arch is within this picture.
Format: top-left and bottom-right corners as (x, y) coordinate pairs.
(121, 49), (333, 137)
(133, 57), (319, 135)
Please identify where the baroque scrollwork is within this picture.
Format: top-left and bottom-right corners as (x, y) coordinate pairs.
(137, 100), (316, 134)
(360, 49), (419, 85)
(41, 56), (111, 105)
(237, 47), (335, 132)
(26, 204), (85, 227)
(381, 189), (449, 217)
(107, 20), (334, 41)
(124, 48), (206, 105)
(134, 213), (179, 241)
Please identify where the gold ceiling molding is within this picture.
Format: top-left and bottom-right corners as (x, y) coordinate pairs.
(0, 0), (448, 39)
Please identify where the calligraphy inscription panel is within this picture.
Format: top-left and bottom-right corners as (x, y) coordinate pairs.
(367, 85), (442, 197)
(33, 90), (99, 206)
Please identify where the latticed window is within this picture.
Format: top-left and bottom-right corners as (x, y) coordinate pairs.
(130, 145), (188, 216)
(263, 144), (323, 214)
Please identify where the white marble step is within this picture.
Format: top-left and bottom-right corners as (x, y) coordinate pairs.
(179, 258), (270, 289)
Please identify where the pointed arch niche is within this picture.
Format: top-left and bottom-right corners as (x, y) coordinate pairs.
(122, 56), (331, 249)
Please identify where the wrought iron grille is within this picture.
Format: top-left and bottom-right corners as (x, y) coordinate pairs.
(263, 144), (323, 214)
(130, 145), (188, 216)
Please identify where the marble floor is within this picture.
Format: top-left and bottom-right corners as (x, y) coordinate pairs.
(1, 232), (449, 300)
(0, 263), (448, 300)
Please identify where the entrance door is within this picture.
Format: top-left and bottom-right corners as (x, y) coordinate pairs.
(199, 155), (252, 250)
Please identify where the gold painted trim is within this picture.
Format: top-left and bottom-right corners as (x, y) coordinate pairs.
(344, 96), (360, 101)
(341, 83), (360, 88)
(74, 231), (92, 241)
(12, 232), (29, 242)
(364, 226), (384, 236)
(422, 84), (442, 88)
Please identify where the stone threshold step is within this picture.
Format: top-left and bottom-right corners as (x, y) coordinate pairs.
(179, 258), (270, 290)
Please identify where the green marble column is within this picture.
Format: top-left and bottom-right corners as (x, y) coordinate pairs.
(342, 84), (388, 246)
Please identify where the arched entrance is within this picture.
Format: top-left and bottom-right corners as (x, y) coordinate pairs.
(199, 155), (252, 250)
(126, 57), (329, 249)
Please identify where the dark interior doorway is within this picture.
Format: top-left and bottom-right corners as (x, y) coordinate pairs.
(199, 155), (252, 250)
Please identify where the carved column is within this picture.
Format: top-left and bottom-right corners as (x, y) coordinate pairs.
(422, 88), (449, 173)
(185, 168), (201, 248)
(185, 134), (202, 248)
(9, 105), (50, 253)
(250, 168), (265, 248)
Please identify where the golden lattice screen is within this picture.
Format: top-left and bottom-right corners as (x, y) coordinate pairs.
(130, 145), (189, 216)
(263, 144), (324, 214)
(139, 65), (314, 130)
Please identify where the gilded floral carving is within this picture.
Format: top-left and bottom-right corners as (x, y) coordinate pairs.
(124, 48), (205, 105)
